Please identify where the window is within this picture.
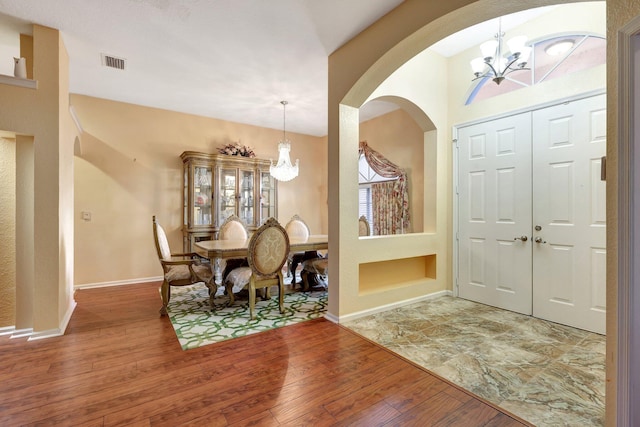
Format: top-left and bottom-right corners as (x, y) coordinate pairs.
(358, 153), (387, 233)
(359, 185), (373, 228)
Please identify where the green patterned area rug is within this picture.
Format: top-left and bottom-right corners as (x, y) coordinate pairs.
(167, 283), (328, 350)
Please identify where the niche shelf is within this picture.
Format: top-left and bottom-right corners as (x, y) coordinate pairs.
(0, 74), (37, 89)
(358, 254), (436, 295)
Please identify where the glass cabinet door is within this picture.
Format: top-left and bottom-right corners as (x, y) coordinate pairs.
(218, 168), (237, 226)
(238, 169), (255, 226)
(183, 167), (188, 228)
(192, 165), (213, 227)
(260, 171), (276, 224)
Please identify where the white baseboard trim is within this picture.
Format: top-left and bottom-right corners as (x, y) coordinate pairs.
(29, 328), (63, 340)
(324, 312), (339, 324)
(1, 299), (78, 341)
(0, 325), (16, 336)
(29, 300), (76, 341)
(336, 290), (452, 323)
(11, 328), (34, 338)
(75, 276), (163, 290)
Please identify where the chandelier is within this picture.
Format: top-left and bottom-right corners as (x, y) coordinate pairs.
(269, 100), (299, 182)
(470, 18), (531, 85)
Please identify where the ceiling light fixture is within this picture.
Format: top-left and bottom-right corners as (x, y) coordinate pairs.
(545, 39), (575, 56)
(470, 18), (531, 85)
(269, 101), (299, 182)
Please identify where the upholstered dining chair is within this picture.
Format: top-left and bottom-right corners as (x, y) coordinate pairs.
(300, 255), (328, 292)
(152, 216), (214, 315)
(224, 217), (290, 320)
(284, 214), (319, 283)
(359, 215), (371, 236)
(217, 214), (250, 283)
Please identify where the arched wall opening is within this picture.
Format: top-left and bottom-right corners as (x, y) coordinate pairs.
(327, 0), (596, 320)
(359, 95), (436, 236)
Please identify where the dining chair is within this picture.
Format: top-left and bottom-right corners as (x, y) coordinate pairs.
(300, 255), (328, 292)
(152, 215), (214, 315)
(218, 214), (250, 283)
(224, 217), (290, 320)
(358, 215), (371, 236)
(284, 214), (320, 283)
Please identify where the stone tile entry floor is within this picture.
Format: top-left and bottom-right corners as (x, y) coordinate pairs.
(342, 296), (605, 427)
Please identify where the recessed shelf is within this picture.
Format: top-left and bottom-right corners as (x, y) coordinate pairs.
(359, 254), (437, 294)
(0, 74), (37, 89)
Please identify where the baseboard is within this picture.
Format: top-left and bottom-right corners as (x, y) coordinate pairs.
(0, 325), (16, 336)
(75, 276), (163, 290)
(11, 328), (34, 338)
(26, 299), (77, 341)
(324, 312), (339, 324)
(336, 290), (452, 323)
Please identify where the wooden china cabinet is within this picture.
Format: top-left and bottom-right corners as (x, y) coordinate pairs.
(180, 151), (277, 252)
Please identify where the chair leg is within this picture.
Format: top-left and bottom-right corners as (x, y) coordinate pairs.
(300, 270), (309, 292)
(225, 283), (235, 306)
(278, 273), (285, 314)
(249, 277), (256, 320)
(159, 280), (170, 315)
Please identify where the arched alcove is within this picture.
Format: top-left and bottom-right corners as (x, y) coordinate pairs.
(327, 0), (588, 321)
(359, 96), (437, 235)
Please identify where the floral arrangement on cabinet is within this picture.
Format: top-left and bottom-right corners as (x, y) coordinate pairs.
(217, 142), (256, 158)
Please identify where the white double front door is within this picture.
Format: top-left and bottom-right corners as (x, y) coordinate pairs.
(456, 94), (606, 334)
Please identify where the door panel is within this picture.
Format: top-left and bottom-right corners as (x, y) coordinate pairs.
(532, 94), (606, 334)
(458, 112), (533, 315)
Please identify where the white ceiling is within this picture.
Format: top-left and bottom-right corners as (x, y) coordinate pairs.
(0, 0), (404, 137)
(0, 1), (560, 137)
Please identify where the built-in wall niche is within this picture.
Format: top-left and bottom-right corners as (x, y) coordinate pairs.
(0, 14), (35, 87)
(359, 97), (437, 236)
(358, 254), (436, 294)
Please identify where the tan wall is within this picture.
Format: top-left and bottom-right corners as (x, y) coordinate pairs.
(71, 95), (328, 286)
(359, 108), (424, 233)
(0, 25), (77, 334)
(0, 137), (16, 327)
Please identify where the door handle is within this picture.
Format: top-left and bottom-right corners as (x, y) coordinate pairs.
(514, 236), (528, 242)
(534, 237), (547, 244)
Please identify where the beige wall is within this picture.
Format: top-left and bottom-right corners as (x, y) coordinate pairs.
(359, 108), (424, 233)
(71, 95), (328, 286)
(0, 25), (77, 334)
(0, 137), (16, 327)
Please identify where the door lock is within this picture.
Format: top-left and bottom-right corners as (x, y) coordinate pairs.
(534, 237), (547, 244)
(514, 235), (528, 242)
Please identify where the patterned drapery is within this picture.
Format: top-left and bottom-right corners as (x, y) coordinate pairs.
(358, 141), (410, 234)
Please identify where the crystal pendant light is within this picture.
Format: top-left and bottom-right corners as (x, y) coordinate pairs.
(269, 101), (299, 181)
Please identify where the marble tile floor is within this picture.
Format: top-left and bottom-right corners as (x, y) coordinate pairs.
(342, 295), (605, 427)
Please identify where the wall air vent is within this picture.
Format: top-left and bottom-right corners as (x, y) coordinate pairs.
(101, 54), (126, 70)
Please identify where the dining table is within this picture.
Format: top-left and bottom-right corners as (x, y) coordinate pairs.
(194, 234), (329, 261)
(195, 234), (329, 286)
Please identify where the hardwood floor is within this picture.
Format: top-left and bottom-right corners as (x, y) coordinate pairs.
(0, 282), (532, 426)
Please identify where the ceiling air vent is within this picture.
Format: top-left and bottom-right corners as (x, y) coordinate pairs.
(101, 53), (126, 70)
